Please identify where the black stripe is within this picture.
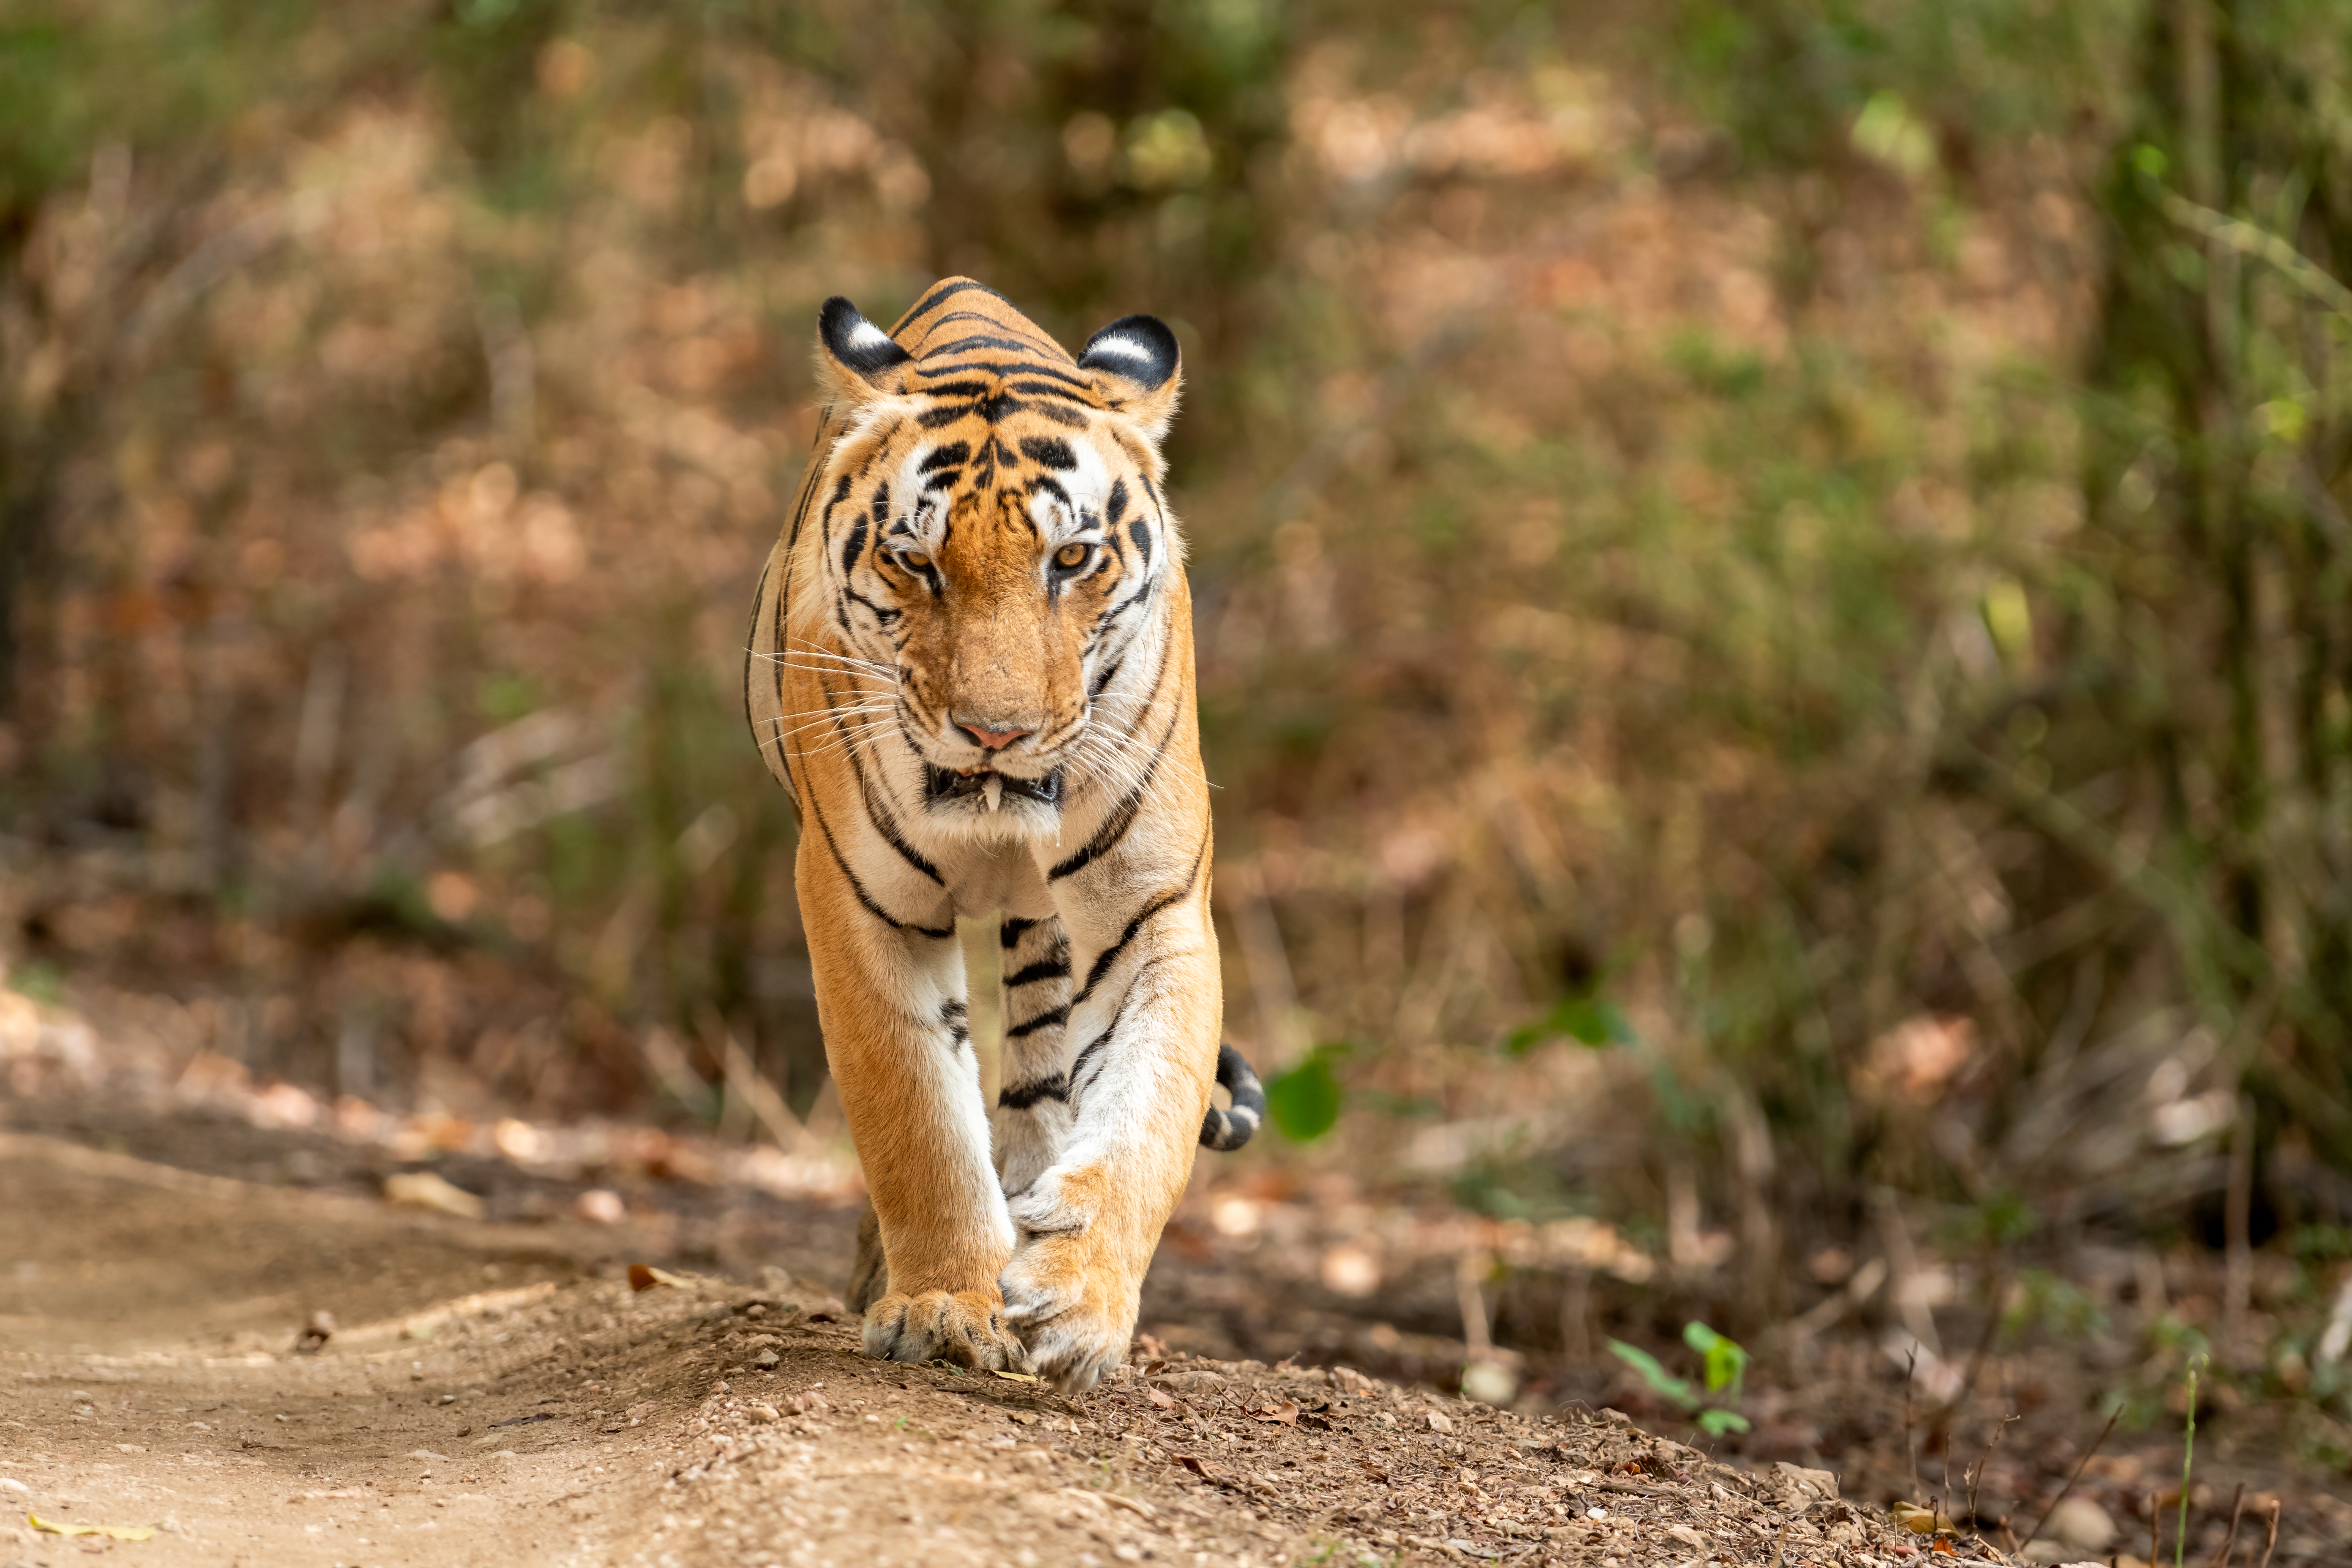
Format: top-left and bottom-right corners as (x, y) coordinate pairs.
(805, 781), (953, 941)
(889, 279), (1010, 335)
(918, 356), (1094, 390)
(918, 401), (980, 428)
(920, 309), (1065, 351)
(841, 513), (868, 577)
(1000, 917), (1040, 947)
(918, 335), (1073, 365)
(1004, 957), (1071, 987)
(860, 777), (943, 885)
(841, 585), (899, 629)
(741, 555), (773, 772)
(1068, 953), (1176, 1099)
(1005, 1005), (1069, 1038)
(1071, 831), (1209, 1006)
(998, 1073), (1068, 1110)
(1052, 644), (1182, 880)
(1015, 395), (1087, 428)
(1093, 571), (1159, 645)
(1066, 1035), (1108, 1094)
(919, 442), (969, 473)
(1019, 436), (1078, 470)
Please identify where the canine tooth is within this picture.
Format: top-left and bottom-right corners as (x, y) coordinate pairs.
(984, 774), (1004, 811)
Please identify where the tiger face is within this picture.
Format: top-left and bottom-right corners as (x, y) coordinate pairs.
(803, 294), (1182, 835)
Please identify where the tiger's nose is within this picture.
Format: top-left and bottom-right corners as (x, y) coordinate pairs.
(956, 718), (1032, 751)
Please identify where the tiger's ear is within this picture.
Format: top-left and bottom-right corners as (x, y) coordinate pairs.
(816, 296), (913, 400)
(1077, 314), (1182, 446)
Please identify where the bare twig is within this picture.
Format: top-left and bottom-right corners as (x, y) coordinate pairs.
(1904, 1347), (1922, 1503)
(2253, 1500), (2280, 1568)
(2022, 1406), (2121, 1547)
(1967, 1414), (2018, 1532)
(2148, 1490), (2161, 1568)
(2207, 1481), (2245, 1568)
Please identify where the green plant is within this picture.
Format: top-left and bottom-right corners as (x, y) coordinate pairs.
(2176, 1353), (2206, 1568)
(1608, 1321), (1752, 1437)
(4, 960), (62, 1004)
(1505, 983), (1635, 1055)
(1263, 1043), (1347, 1141)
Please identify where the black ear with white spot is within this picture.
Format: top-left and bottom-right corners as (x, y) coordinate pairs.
(1078, 315), (1178, 390)
(1078, 314), (1182, 446)
(816, 296), (912, 397)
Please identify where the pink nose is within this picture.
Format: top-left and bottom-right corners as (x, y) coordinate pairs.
(957, 721), (1031, 751)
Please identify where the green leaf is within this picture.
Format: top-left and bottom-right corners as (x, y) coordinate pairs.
(1263, 1054), (1341, 1141)
(1683, 1321), (1749, 1397)
(1506, 995), (1634, 1054)
(1696, 1408), (1752, 1437)
(1606, 1339), (1695, 1409)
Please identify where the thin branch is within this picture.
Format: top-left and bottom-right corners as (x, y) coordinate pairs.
(2022, 1406), (2121, 1548)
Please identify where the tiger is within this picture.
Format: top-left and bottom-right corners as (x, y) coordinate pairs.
(743, 278), (1265, 1392)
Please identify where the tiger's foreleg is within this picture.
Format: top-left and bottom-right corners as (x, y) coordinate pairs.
(991, 913), (1077, 1198)
(795, 830), (1028, 1372)
(997, 855), (1221, 1392)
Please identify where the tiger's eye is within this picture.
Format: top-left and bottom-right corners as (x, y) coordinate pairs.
(901, 549), (932, 569)
(1055, 543), (1088, 569)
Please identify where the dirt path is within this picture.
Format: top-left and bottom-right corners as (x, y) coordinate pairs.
(0, 1129), (1952, 1568)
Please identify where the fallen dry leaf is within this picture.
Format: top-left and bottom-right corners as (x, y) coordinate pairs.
(382, 1171), (485, 1220)
(1174, 1454), (1228, 1483)
(626, 1263), (694, 1292)
(1253, 1400), (1300, 1426)
(1426, 1410), (1455, 1434)
(1145, 1387), (1176, 1410)
(1893, 1503), (1957, 1535)
(30, 1514), (156, 1541)
(988, 1369), (1039, 1383)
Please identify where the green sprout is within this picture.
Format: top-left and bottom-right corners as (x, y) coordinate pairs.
(1608, 1321), (1751, 1437)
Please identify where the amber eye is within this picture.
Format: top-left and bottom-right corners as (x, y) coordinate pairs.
(1054, 542), (1089, 569)
(898, 549), (932, 570)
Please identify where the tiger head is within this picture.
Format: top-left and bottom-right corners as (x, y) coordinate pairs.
(798, 283), (1184, 823)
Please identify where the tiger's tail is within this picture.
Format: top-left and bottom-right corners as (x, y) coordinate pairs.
(1198, 1043), (1265, 1152)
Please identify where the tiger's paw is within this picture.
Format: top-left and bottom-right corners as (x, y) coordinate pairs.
(861, 1289), (1028, 1372)
(1000, 1182), (1143, 1394)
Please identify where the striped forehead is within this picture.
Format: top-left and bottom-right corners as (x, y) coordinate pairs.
(882, 415), (1120, 536)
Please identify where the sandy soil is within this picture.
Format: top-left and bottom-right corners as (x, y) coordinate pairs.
(0, 1128), (1955, 1568)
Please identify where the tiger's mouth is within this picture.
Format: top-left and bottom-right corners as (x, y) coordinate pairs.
(924, 763), (1063, 808)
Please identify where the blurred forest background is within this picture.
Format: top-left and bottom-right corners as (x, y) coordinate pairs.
(8, 0), (2352, 1485)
